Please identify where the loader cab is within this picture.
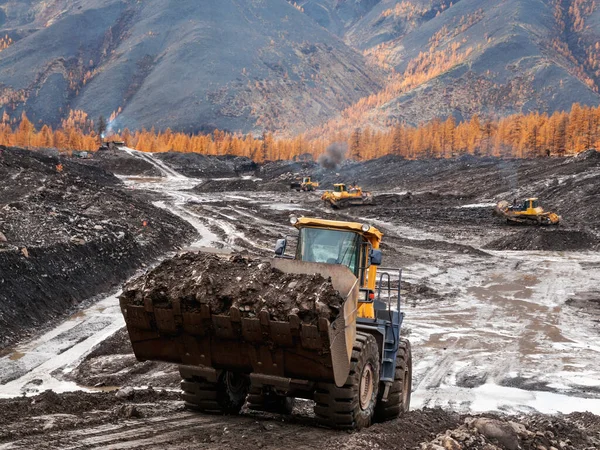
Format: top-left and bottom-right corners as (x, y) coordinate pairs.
(302, 177), (311, 184)
(275, 216), (384, 319)
(333, 184), (347, 193)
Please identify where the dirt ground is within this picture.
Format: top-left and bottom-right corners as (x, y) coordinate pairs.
(2, 147), (600, 449)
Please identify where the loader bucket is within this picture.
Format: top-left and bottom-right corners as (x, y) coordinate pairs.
(120, 259), (359, 387)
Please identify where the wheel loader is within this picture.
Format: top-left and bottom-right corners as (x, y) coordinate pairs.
(321, 183), (373, 208)
(495, 198), (560, 225)
(120, 217), (412, 430)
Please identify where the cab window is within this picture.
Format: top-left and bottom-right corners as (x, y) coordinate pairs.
(296, 228), (360, 274)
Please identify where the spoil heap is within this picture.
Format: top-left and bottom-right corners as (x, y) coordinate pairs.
(120, 252), (344, 324)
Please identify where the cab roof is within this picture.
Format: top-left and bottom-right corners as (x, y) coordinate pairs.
(294, 217), (383, 241)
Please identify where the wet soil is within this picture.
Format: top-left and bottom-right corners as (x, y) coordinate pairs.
(66, 328), (180, 389)
(0, 146), (197, 349)
(193, 177), (289, 192)
(484, 228), (600, 251)
(121, 252), (344, 323)
(4, 149), (600, 448)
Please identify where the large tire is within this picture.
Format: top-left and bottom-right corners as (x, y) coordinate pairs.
(180, 370), (249, 415)
(247, 386), (295, 415)
(375, 338), (412, 422)
(314, 332), (380, 430)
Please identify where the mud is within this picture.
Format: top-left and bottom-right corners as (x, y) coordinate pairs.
(66, 328), (180, 389)
(484, 229), (599, 251)
(0, 146), (197, 349)
(120, 252), (344, 323)
(3, 149), (600, 448)
(193, 177), (289, 192)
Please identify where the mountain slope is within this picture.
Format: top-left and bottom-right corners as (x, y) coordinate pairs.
(303, 0), (600, 135)
(0, 0), (383, 134)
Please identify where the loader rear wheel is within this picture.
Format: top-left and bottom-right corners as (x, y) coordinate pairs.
(374, 338), (412, 422)
(314, 332), (380, 430)
(181, 370), (249, 415)
(247, 386), (295, 415)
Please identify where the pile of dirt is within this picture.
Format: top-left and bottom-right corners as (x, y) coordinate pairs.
(193, 178), (289, 193)
(0, 388), (179, 428)
(155, 153), (257, 178)
(420, 414), (600, 450)
(80, 148), (162, 176)
(120, 252), (345, 323)
(0, 146), (197, 349)
(484, 229), (599, 251)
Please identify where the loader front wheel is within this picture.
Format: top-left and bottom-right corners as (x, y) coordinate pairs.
(246, 386), (295, 415)
(374, 338), (412, 422)
(181, 370), (249, 415)
(314, 332), (380, 430)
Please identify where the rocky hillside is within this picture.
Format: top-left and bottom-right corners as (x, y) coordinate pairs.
(299, 0), (600, 133)
(1, 0), (600, 134)
(0, 0), (382, 134)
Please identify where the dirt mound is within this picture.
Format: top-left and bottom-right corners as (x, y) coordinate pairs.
(0, 147), (197, 349)
(484, 229), (599, 251)
(193, 178), (289, 193)
(0, 388), (179, 427)
(155, 153), (257, 178)
(420, 414), (600, 450)
(120, 252), (344, 323)
(81, 149), (161, 176)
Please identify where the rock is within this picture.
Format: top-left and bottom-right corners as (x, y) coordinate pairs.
(115, 404), (140, 418)
(471, 418), (520, 450)
(440, 436), (462, 449)
(421, 444), (445, 450)
(70, 236), (86, 245)
(115, 386), (135, 399)
(21, 247), (29, 258)
(0, 231), (6, 242)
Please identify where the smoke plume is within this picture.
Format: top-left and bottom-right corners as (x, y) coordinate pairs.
(318, 142), (347, 169)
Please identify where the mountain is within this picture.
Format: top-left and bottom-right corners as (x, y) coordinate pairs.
(298, 0), (600, 133)
(0, 0), (383, 134)
(1, 0), (600, 135)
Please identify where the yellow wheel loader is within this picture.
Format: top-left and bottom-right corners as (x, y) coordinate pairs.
(321, 183), (373, 208)
(495, 198), (560, 225)
(120, 217), (412, 430)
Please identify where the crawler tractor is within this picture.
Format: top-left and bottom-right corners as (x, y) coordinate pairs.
(120, 217), (412, 430)
(291, 176), (319, 191)
(495, 198), (560, 225)
(321, 183), (373, 208)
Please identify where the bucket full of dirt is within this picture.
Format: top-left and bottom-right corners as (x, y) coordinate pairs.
(119, 252), (359, 387)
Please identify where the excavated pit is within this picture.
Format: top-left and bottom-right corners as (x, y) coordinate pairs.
(120, 252), (345, 324)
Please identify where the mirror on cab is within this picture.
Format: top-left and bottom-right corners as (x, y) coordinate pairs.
(274, 238), (287, 256)
(369, 249), (382, 266)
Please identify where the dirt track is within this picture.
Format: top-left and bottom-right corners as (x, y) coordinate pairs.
(1, 147), (600, 449)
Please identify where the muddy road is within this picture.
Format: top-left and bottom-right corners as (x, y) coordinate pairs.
(1, 148), (600, 448)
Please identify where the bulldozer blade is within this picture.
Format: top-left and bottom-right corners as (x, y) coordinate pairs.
(120, 259), (359, 388)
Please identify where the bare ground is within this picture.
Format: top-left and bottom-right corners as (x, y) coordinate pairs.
(2, 149), (600, 449)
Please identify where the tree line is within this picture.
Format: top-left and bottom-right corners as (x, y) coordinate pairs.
(0, 103), (599, 161)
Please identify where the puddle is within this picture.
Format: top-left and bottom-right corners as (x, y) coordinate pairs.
(9, 352), (25, 361)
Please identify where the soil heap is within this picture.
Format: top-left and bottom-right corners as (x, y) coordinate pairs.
(0, 146), (197, 349)
(120, 252), (344, 323)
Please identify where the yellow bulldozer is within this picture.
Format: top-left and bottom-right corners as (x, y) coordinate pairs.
(291, 176), (319, 191)
(120, 217), (412, 430)
(321, 183), (373, 208)
(495, 198), (560, 226)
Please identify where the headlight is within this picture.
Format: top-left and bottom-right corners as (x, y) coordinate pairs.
(290, 216), (299, 225)
(361, 223), (370, 232)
